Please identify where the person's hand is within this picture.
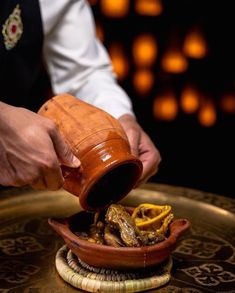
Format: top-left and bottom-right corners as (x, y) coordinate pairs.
(0, 102), (80, 190)
(118, 114), (161, 186)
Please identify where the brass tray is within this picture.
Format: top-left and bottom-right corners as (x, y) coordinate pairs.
(0, 183), (234, 292)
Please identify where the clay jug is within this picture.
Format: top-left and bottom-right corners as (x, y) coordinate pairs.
(38, 94), (143, 211)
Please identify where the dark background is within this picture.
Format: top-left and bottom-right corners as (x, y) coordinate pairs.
(90, 0), (235, 198)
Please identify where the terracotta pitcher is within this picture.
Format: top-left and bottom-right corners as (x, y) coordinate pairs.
(38, 94), (143, 211)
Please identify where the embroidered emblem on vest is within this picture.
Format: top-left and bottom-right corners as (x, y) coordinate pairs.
(2, 4), (23, 50)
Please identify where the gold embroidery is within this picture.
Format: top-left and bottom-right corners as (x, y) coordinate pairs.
(2, 4), (23, 50)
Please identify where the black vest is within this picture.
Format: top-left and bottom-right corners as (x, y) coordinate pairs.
(0, 0), (51, 112)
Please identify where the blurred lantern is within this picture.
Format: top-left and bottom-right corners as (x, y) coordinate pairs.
(133, 69), (154, 95)
(220, 93), (235, 114)
(135, 0), (163, 16)
(153, 91), (178, 121)
(109, 43), (129, 80)
(198, 100), (217, 127)
(183, 28), (208, 59)
(161, 49), (188, 73)
(95, 22), (105, 43)
(133, 34), (158, 67)
(100, 0), (129, 18)
(180, 85), (200, 113)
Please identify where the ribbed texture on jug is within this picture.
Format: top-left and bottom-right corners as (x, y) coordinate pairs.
(38, 94), (143, 211)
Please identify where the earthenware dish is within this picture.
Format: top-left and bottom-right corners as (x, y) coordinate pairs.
(49, 209), (191, 270)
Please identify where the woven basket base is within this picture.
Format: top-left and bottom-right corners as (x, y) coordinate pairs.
(55, 245), (172, 293)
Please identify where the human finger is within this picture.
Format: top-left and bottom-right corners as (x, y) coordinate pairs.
(0, 150), (25, 187)
(49, 124), (80, 168)
(31, 177), (47, 190)
(42, 163), (64, 191)
(135, 134), (161, 186)
(137, 165), (159, 187)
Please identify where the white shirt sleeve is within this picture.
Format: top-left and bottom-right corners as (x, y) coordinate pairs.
(38, 0), (134, 118)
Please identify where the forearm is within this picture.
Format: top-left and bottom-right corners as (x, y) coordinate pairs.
(41, 0), (134, 119)
(73, 69), (134, 119)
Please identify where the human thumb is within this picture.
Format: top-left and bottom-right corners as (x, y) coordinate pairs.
(52, 131), (81, 168)
(60, 145), (80, 168)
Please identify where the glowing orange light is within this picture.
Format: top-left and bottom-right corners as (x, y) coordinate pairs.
(109, 43), (129, 80)
(183, 29), (208, 59)
(133, 34), (157, 67)
(135, 0), (163, 16)
(180, 86), (200, 113)
(133, 69), (154, 95)
(161, 50), (188, 73)
(220, 93), (235, 114)
(101, 0), (129, 18)
(153, 92), (178, 121)
(95, 23), (104, 43)
(198, 101), (216, 127)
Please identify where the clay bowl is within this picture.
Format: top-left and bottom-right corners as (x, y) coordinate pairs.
(49, 208), (191, 270)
